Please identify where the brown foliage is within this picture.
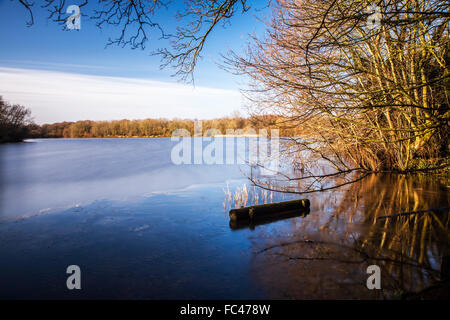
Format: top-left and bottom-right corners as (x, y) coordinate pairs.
(224, 0), (449, 186)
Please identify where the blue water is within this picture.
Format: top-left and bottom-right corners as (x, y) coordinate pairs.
(0, 138), (246, 221)
(0, 185), (266, 299)
(0, 139), (447, 299)
(0, 138), (278, 299)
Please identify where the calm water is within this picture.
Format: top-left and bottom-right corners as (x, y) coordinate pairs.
(0, 138), (448, 299)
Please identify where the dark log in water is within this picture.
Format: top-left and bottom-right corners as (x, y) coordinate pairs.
(229, 208), (310, 230)
(229, 199), (310, 222)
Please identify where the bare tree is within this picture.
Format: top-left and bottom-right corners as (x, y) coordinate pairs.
(0, 96), (33, 142)
(223, 0), (449, 193)
(15, 0), (252, 81)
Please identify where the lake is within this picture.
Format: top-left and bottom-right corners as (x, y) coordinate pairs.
(0, 138), (448, 299)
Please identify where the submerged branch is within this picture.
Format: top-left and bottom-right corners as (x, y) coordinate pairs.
(377, 207), (450, 220)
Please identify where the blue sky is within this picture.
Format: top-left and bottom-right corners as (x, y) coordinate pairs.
(0, 0), (268, 123)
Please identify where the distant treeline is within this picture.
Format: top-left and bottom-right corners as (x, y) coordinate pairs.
(1, 95), (298, 142)
(27, 115), (298, 138)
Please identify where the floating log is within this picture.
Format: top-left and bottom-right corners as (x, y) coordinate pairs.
(229, 199), (310, 222)
(229, 208), (310, 230)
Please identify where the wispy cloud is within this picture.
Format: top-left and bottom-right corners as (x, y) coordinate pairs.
(0, 67), (243, 124)
(0, 60), (124, 71)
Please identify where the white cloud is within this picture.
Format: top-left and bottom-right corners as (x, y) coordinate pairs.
(0, 67), (243, 123)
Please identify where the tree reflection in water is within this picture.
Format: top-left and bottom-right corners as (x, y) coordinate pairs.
(228, 173), (449, 299)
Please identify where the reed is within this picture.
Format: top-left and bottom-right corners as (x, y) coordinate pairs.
(223, 183), (285, 212)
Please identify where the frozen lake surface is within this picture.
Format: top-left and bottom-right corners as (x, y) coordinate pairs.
(0, 138), (448, 299)
(0, 138), (247, 221)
